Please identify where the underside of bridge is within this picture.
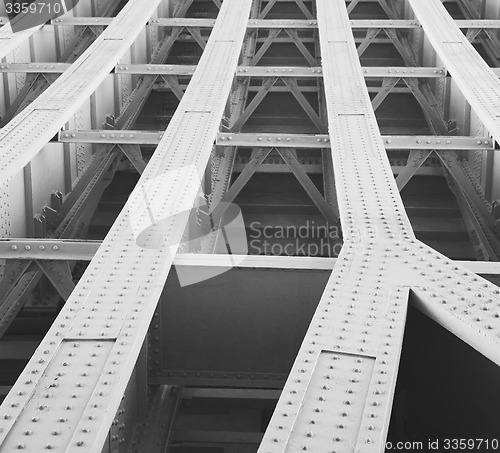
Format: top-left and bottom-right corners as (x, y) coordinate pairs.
(1, 0), (500, 452)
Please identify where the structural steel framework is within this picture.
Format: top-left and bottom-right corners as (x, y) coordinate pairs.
(0, 0), (499, 452)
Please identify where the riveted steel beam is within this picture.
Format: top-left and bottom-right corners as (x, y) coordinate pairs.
(258, 0), (500, 451)
(6, 0), (182, 301)
(115, 64), (197, 75)
(143, 17), (500, 30)
(34, 260), (75, 302)
(371, 76), (401, 111)
(0, 63), (71, 73)
(128, 386), (183, 453)
(455, 19), (500, 30)
(282, 78), (326, 131)
(4, 248), (500, 277)
(0, 0), (164, 183)
(210, 147), (273, 224)
(51, 17), (115, 26)
(219, 133), (495, 150)
(230, 77), (279, 132)
(0, 1), (123, 129)
(59, 130), (496, 150)
(407, 0), (500, 145)
(0, 239), (101, 261)
(0, 1), (253, 451)
(114, 64), (447, 78)
(395, 150), (434, 191)
(259, 1), (414, 449)
(276, 148), (338, 224)
(148, 18), (421, 29)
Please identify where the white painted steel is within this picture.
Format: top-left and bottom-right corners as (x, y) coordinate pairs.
(408, 0), (500, 145)
(0, 0), (163, 182)
(258, 1), (500, 452)
(0, 23), (42, 61)
(0, 0), (252, 451)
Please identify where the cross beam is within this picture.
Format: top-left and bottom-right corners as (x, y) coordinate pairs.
(112, 64), (447, 78)
(2, 242), (500, 275)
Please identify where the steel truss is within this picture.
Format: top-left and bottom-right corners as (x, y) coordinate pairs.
(1, 0), (500, 452)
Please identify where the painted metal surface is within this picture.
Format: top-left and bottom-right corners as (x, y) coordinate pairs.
(51, 17), (114, 25)
(1, 0), (500, 451)
(0, 0), (163, 183)
(0, 239), (101, 260)
(257, 1), (500, 452)
(217, 133), (494, 150)
(0, 0), (252, 451)
(146, 17), (500, 30)
(0, 63), (71, 73)
(2, 247), (500, 276)
(151, 264), (330, 389)
(113, 64), (447, 78)
(408, 0), (500, 145)
(59, 130), (495, 150)
(0, 21), (42, 61)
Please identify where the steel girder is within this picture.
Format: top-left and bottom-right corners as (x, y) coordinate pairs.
(0, 0), (164, 183)
(0, 0), (253, 451)
(0, 0), (123, 128)
(1, 0), (500, 452)
(0, 16), (41, 60)
(4, 242), (500, 276)
(0, 19), (188, 341)
(407, 0), (500, 144)
(255, 1), (500, 452)
(59, 130), (496, 150)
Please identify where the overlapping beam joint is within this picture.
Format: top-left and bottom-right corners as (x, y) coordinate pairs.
(0, 0), (500, 452)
